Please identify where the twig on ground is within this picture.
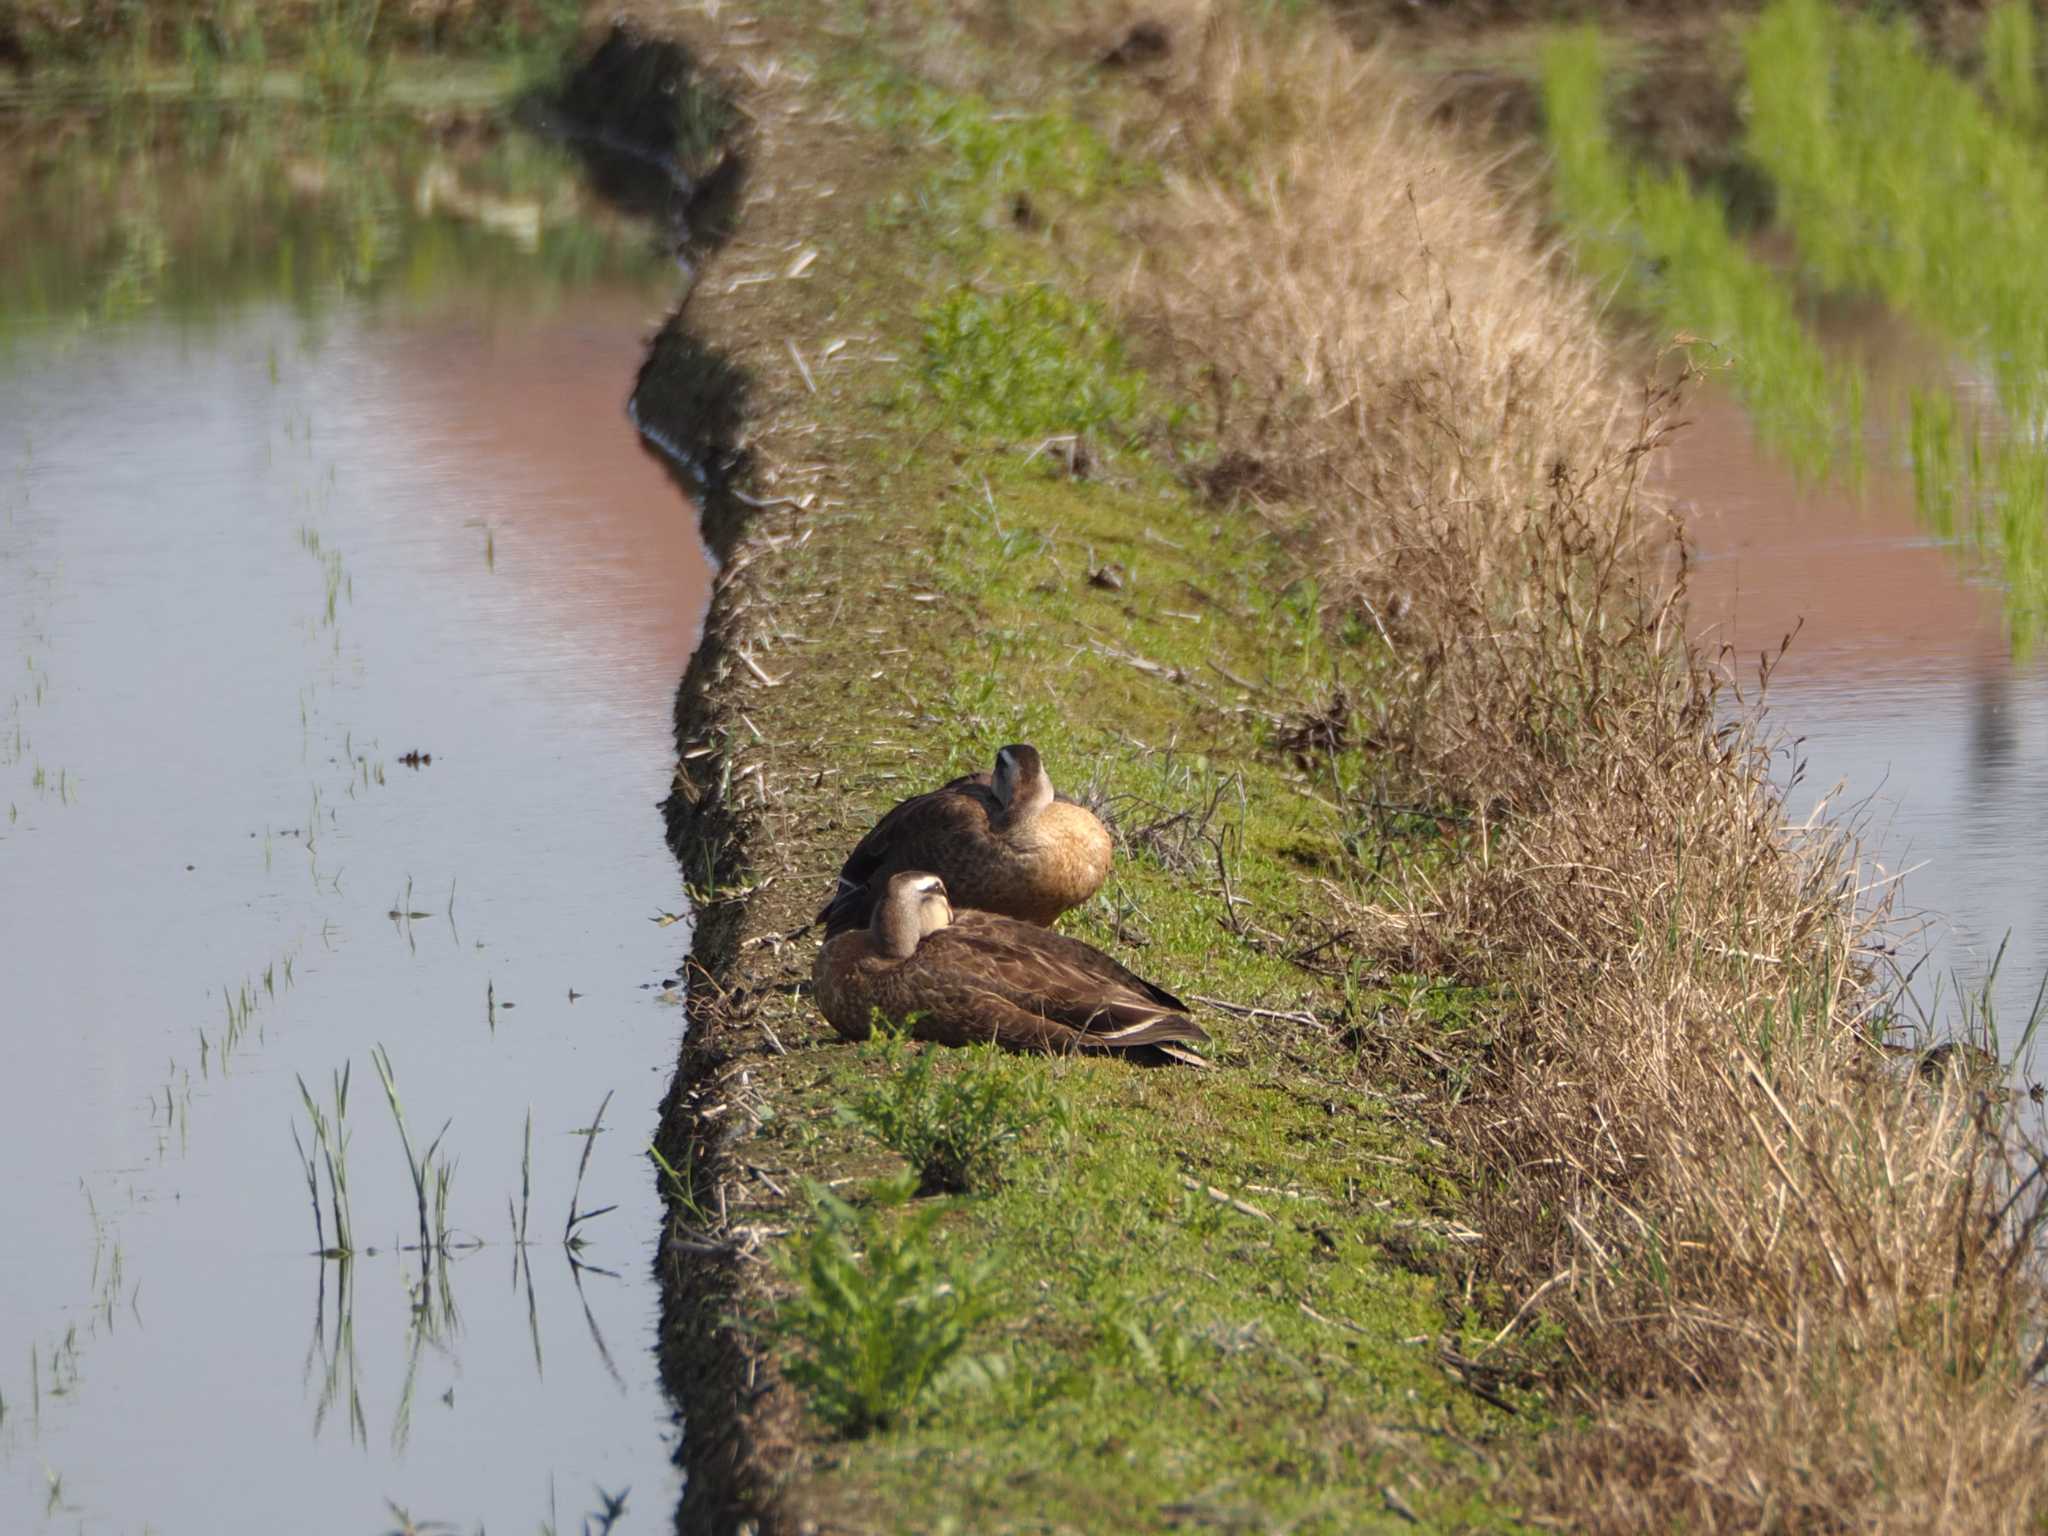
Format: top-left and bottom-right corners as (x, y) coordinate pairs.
(1190, 994), (1322, 1029)
(1179, 1173), (1272, 1222)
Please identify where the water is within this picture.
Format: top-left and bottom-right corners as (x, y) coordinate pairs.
(1519, 4), (2048, 1088)
(0, 105), (708, 1531)
(1679, 372), (2048, 1089)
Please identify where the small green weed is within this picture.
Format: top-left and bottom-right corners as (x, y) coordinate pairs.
(919, 283), (1145, 441)
(843, 1033), (1063, 1195)
(766, 1181), (993, 1437)
(370, 1044), (456, 1257)
(293, 1064), (356, 1257)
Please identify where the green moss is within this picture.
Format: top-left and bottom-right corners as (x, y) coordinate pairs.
(763, 987), (1529, 1528)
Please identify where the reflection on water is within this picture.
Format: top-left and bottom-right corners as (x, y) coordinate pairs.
(1533, 3), (2048, 1092)
(0, 100), (657, 331)
(1679, 378), (2048, 1094)
(0, 102), (707, 1531)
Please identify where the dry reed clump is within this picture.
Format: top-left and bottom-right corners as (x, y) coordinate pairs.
(1110, 4), (1677, 811)
(1110, 9), (2048, 1530)
(1415, 692), (2048, 1531)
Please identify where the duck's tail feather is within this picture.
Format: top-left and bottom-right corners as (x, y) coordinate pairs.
(1087, 1013), (1210, 1049)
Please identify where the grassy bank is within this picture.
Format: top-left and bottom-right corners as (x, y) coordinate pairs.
(621, 2), (2047, 1533)
(635, 13), (1539, 1529)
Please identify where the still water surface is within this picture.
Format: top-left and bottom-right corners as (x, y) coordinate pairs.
(0, 112), (707, 1532)
(1681, 368), (2048, 1089)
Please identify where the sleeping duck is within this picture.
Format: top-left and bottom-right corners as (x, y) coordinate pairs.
(817, 744), (1112, 935)
(815, 870), (1210, 1066)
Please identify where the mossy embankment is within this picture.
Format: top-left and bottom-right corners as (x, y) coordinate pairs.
(626, 7), (1541, 1533)
(615, 3), (2046, 1534)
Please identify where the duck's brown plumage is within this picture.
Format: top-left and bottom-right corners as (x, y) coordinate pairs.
(818, 745), (1112, 935)
(815, 871), (1209, 1066)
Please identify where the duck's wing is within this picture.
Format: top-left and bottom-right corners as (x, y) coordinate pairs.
(817, 773), (997, 933)
(915, 914), (1205, 1043)
(904, 991), (1210, 1066)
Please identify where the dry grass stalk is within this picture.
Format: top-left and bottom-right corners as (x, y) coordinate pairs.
(1112, 9), (2048, 1529)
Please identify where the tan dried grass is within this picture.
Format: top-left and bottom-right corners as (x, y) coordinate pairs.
(1112, 8), (2048, 1529)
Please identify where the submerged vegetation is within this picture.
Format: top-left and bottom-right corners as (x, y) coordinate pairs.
(645, 0), (2048, 1531)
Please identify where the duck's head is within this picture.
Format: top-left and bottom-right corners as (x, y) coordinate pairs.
(992, 743), (1053, 818)
(875, 870), (952, 958)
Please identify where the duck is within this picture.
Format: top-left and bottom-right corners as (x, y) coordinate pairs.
(817, 744), (1113, 935)
(814, 870), (1210, 1066)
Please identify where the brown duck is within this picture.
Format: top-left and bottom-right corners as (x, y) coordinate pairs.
(814, 871), (1210, 1066)
(817, 744), (1112, 935)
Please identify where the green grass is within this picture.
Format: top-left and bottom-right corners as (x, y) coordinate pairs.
(918, 283), (1148, 442)
(854, 68), (1132, 234)
(844, 1034), (1065, 1195)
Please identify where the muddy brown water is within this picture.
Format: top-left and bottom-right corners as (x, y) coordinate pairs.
(0, 115), (707, 1531)
(1678, 358), (2048, 1090)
